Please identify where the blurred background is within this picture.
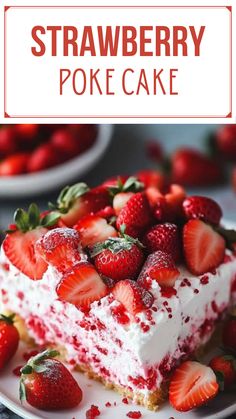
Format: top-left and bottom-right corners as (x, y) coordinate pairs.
(0, 123), (236, 230)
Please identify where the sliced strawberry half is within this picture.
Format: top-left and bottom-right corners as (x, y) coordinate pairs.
(183, 219), (225, 275)
(108, 176), (144, 216)
(3, 228), (48, 280)
(35, 228), (83, 273)
(112, 279), (154, 315)
(56, 262), (108, 308)
(169, 361), (219, 412)
(74, 214), (117, 248)
(138, 251), (180, 288)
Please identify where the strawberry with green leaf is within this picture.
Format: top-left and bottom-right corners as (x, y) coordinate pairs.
(3, 204), (59, 280)
(20, 349), (83, 410)
(49, 183), (110, 227)
(90, 228), (144, 281)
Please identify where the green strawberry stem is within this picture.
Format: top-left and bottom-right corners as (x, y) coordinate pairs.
(7, 203), (60, 234)
(20, 348), (60, 402)
(0, 313), (15, 325)
(21, 349), (60, 374)
(49, 183), (90, 214)
(109, 176), (144, 197)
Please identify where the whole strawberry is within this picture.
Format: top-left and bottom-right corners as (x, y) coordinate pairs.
(20, 349), (83, 410)
(116, 192), (152, 237)
(143, 223), (181, 262)
(0, 314), (19, 370)
(27, 143), (62, 173)
(171, 148), (222, 187)
(222, 317), (236, 351)
(50, 128), (81, 159)
(15, 124), (39, 142)
(183, 196), (222, 225)
(91, 233), (144, 282)
(68, 124), (97, 152)
(209, 355), (236, 389)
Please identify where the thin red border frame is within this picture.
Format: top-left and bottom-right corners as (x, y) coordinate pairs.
(3, 5), (233, 119)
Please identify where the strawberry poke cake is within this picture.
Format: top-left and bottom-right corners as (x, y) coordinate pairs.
(0, 172), (236, 411)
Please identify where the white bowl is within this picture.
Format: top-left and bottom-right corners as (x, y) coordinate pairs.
(0, 125), (113, 198)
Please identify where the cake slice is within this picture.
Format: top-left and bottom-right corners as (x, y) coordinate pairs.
(0, 175), (236, 411)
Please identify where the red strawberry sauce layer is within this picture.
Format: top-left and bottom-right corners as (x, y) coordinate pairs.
(1, 252), (236, 397)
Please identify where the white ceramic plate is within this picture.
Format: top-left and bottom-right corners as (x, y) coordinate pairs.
(0, 125), (113, 198)
(0, 342), (236, 419)
(0, 221), (236, 419)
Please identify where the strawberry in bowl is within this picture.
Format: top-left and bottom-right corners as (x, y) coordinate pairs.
(0, 124), (113, 197)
